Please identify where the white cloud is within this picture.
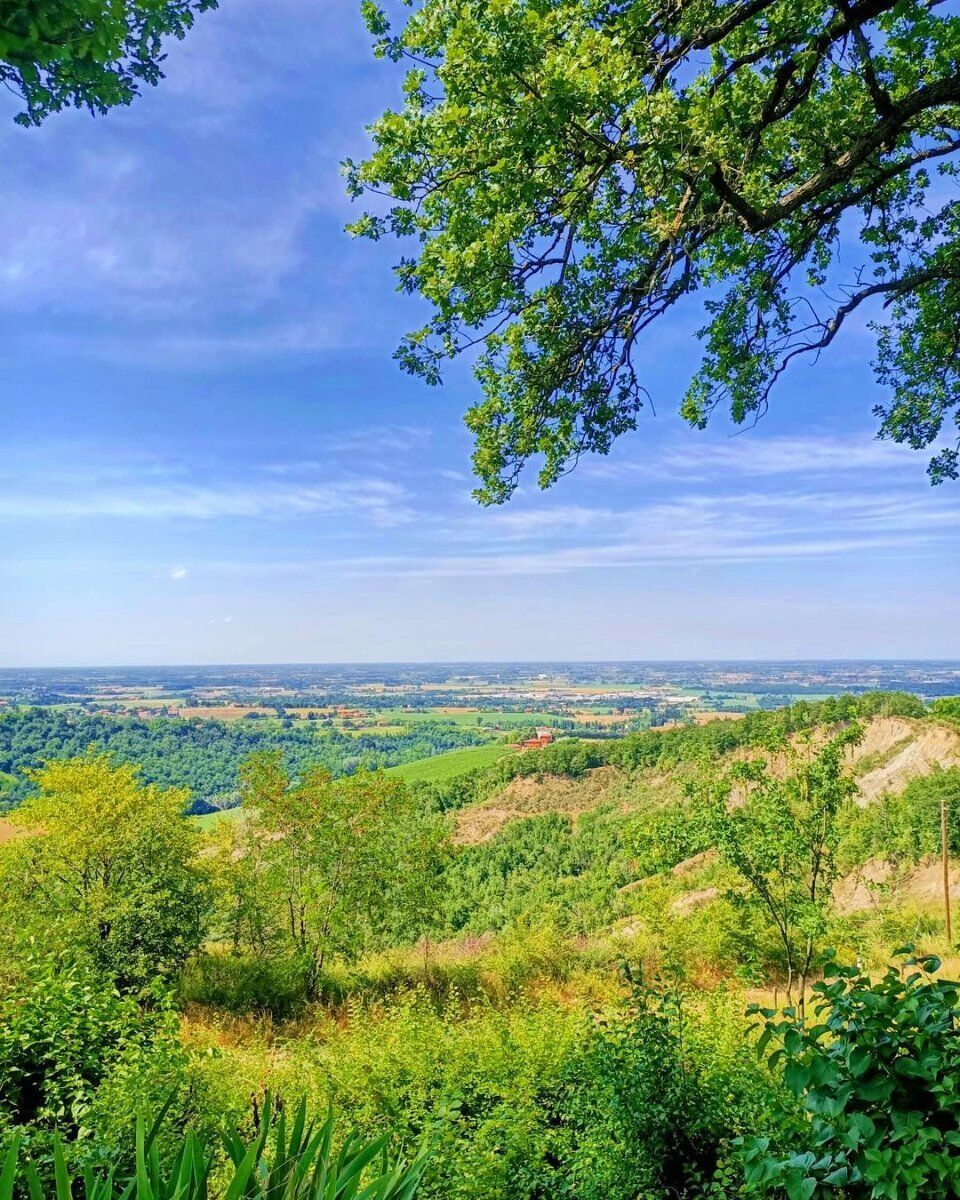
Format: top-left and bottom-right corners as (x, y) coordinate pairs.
(588, 433), (924, 481)
(175, 483), (958, 581)
(0, 477), (413, 526)
(336, 532), (936, 579)
(159, 0), (373, 116)
(262, 427), (434, 472)
(0, 180), (318, 318)
(170, 566), (189, 580)
(38, 316), (350, 368)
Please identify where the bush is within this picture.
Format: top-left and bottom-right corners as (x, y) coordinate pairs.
(193, 983), (784, 1200)
(838, 768), (960, 870)
(742, 950), (960, 1198)
(0, 953), (195, 1172)
(556, 971), (792, 1200)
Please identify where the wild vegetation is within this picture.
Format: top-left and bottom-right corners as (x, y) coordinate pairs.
(2, 691), (960, 1197)
(5, 0), (959, 1195)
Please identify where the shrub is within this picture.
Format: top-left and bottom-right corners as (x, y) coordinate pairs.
(193, 983), (784, 1200)
(742, 950), (960, 1198)
(556, 971), (791, 1200)
(0, 953), (195, 1172)
(838, 768), (960, 870)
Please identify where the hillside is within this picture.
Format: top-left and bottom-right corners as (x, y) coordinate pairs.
(426, 707), (960, 966)
(453, 765), (676, 844)
(449, 714), (960, 846)
(5, 690), (960, 1200)
(852, 716), (960, 801)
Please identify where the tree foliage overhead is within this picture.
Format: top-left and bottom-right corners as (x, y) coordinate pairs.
(348, 0), (960, 501)
(0, 0), (216, 125)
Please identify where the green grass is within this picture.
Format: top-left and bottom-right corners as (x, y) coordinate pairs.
(384, 743), (516, 783)
(192, 805), (246, 831)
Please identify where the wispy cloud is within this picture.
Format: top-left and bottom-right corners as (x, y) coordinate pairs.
(0, 179), (318, 318)
(448, 485), (960, 549)
(0, 476), (413, 526)
(166, 485), (958, 581)
(159, 0), (373, 119)
(263, 426), (433, 471)
(335, 533), (937, 579)
(37, 315), (350, 368)
(588, 433), (924, 481)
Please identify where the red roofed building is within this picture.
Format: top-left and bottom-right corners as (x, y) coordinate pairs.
(520, 728), (554, 751)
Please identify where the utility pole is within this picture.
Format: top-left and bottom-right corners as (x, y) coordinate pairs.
(942, 792), (953, 945)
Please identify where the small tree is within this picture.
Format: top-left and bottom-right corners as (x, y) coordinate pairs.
(699, 726), (862, 1015)
(224, 753), (448, 997)
(0, 755), (210, 990)
(741, 950), (960, 1199)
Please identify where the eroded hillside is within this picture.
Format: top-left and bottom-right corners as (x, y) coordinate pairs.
(452, 714), (960, 848)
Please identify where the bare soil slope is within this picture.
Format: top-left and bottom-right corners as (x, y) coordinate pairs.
(853, 718), (960, 802)
(454, 766), (629, 845)
(835, 855), (960, 915)
(730, 717), (960, 803)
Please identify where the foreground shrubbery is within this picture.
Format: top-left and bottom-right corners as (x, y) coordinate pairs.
(744, 950), (960, 1198)
(189, 981), (790, 1200)
(0, 953), (203, 1176)
(0, 1094), (427, 1200)
(8, 942), (960, 1199)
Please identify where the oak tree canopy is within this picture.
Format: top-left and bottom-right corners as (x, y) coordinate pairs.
(0, 0), (216, 125)
(348, 0), (960, 501)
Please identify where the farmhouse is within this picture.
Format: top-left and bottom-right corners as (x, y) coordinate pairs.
(518, 727), (555, 751)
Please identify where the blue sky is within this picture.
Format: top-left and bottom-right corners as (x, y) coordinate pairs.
(1, 0), (958, 666)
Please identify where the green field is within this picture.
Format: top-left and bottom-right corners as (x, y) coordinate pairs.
(192, 805), (245, 831)
(383, 742), (515, 783)
(190, 743), (516, 826)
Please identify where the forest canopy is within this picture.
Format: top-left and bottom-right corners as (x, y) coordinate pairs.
(349, 0), (960, 501)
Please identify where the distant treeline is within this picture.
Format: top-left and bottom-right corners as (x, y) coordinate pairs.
(422, 690), (944, 939)
(0, 709), (488, 811)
